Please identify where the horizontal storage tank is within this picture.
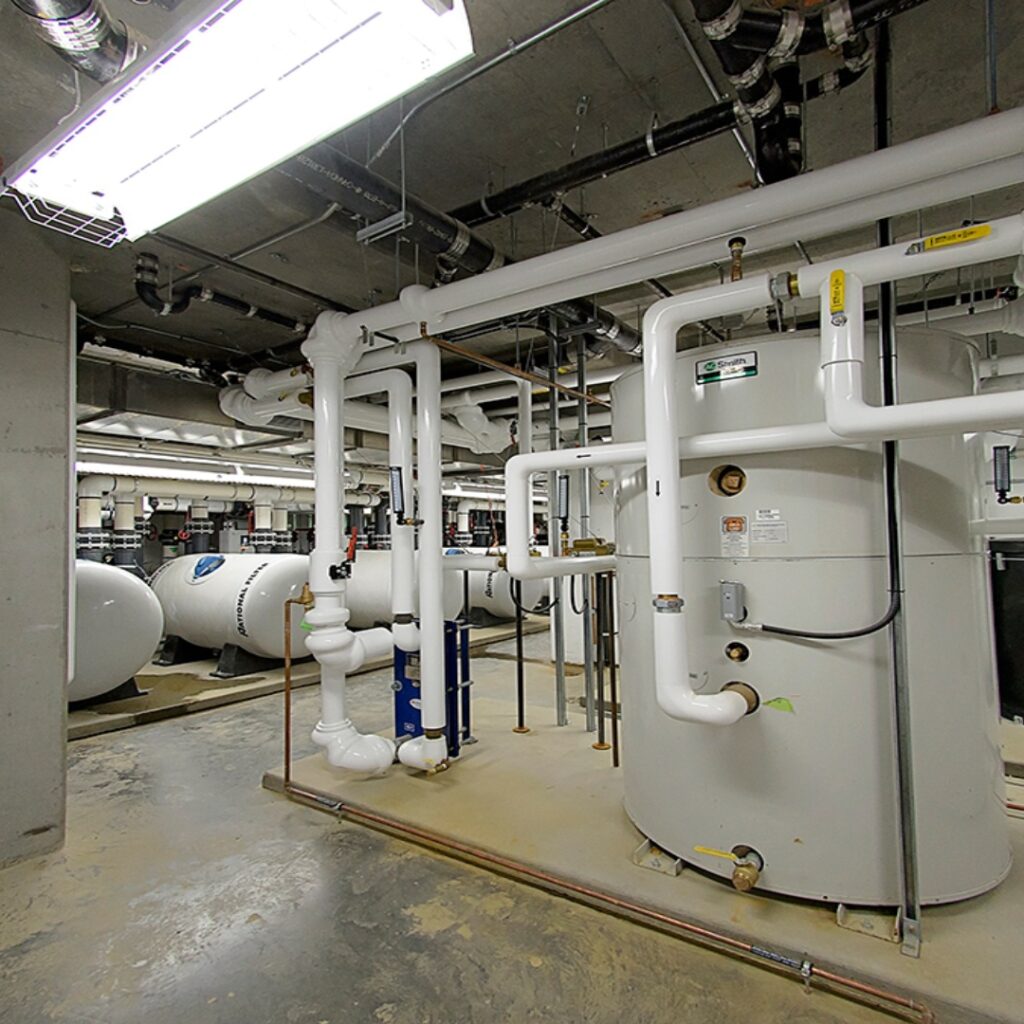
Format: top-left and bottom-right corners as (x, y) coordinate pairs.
(446, 548), (545, 620)
(151, 554), (311, 659)
(612, 328), (1009, 905)
(151, 552), (463, 657)
(71, 560), (164, 702)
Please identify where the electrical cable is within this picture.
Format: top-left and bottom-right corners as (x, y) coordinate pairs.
(756, 593), (900, 640)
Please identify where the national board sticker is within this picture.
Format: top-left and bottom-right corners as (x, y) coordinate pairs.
(696, 351), (757, 385)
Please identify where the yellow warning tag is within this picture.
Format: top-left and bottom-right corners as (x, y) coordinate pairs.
(829, 269), (845, 315)
(923, 223), (991, 251)
(693, 845), (738, 862)
(907, 223), (992, 255)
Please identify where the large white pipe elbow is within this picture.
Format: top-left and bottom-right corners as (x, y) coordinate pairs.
(397, 734), (449, 772)
(652, 612), (749, 725)
(821, 272), (1024, 439)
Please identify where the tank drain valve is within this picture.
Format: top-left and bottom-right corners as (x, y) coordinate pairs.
(730, 846), (764, 893)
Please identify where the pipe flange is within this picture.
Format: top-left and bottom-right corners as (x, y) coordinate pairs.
(653, 594), (684, 614)
(769, 10), (805, 59)
(822, 0), (856, 47)
(728, 55), (767, 92)
(742, 81), (782, 121)
(701, 0), (742, 41)
(483, 249), (506, 273)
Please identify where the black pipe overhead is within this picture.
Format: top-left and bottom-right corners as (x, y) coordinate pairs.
(278, 144), (640, 355)
(9, 0), (140, 83)
(704, 0), (934, 55)
(134, 253), (308, 334)
(450, 102), (739, 225)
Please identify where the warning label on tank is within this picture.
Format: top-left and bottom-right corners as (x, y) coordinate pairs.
(720, 515), (749, 558)
(751, 521), (789, 544)
(696, 351), (757, 385)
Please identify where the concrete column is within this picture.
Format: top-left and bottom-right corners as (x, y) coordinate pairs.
(0, 212), (71, 864)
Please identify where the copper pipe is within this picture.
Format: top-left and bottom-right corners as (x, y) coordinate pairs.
(282, 780), (934, 1023)
(279, 589), (931, 1023)
(1007, 801), (1024, 812)
(419, 324), (610, 408)
(283, 585), (315, 789)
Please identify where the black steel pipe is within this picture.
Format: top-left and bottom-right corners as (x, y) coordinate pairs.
(279, 144), (639, 354)
(696, 0), (934, 56)
(10, 0), (139, 84)
(451, 102), (738, 225)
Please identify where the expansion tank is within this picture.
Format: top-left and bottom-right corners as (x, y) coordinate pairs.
(612, 328), (1010, 905)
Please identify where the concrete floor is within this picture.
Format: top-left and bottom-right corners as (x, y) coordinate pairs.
(0, 634), (890, 1024)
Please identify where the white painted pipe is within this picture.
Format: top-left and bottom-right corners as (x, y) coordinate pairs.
(821, 274), (1024, 439)
(644, 276), (776, 727)
(353, 339), (449, 772)
(271, 506), (289, 532)
(242, 365), (312, 399)
(505, 443), (645, 579)
(447, 398), (514, 454)
(304, 334), (396, 775)
(981, 356), (1024, 379)
(348, 369), (418, 652)
(113, 496), (135, 531)
(442, 553), (502, 571)
(305, 114), (1024, 354)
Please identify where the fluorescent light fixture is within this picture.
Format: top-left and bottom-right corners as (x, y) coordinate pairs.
(6, 0), (473, 242)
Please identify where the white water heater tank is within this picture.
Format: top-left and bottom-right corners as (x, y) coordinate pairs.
(612, 328), (1009, 905)
(70, 560), (164, 702)
(345, 550), (464, 628)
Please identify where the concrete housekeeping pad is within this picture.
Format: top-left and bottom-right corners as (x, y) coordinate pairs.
(266, 686), (1024, 1024)
(69, 616), (548, 740)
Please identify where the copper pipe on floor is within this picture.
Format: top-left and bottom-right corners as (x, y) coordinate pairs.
(280, 775), (933, 1023)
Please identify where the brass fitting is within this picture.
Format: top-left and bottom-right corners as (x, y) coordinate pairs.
(728, 235), (747, 281)
(732, 862), (761, 893)
(295, 582), (315, 609)
(571, 537), (616, 556)
(298, 390), (313, 407)
(721, 681), (759, 715)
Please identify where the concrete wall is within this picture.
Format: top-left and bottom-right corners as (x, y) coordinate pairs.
(0, 211), (71, 864)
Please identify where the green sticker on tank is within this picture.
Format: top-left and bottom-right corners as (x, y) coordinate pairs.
(764, 696), (795, 713)
(696, 351), (758, 384)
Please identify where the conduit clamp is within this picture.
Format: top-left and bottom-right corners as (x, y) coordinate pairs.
(701, 0), (742, 41)
(768, 10), (804, 59)
(822, 0), (856, 47)
(653, 594), (684, 614)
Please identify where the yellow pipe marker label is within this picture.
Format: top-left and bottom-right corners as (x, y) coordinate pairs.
(921, 223), (991, 251)
(693, 845), (738, 862)
(829, 269), (845, 315)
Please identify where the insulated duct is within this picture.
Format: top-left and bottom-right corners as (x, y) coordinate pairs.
(9, 0), (142, 84)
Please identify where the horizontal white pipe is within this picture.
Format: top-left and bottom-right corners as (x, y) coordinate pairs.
(424, 158), (1024, 337)
(77, 474), (314, 503)
(822, 273), (1024, 438)
(242, 366), (312, 399)
(799, 213), (1024, 295)
(442, 553), (502, 571)
(505, 442), (645, 579)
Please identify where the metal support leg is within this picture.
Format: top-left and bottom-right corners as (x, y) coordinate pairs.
(548, 319), (569, 726)
(577, 334), (595, 732)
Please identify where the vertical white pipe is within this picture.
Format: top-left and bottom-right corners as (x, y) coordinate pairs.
(643, 276), (772, 725)
(348, 368), (418, 651)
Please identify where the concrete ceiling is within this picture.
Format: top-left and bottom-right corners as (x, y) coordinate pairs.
(1, 0), (1023, 384)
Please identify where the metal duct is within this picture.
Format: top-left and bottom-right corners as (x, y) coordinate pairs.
(9, 0), (141, 83)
